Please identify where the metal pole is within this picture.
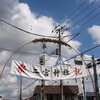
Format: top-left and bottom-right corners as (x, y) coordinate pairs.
(92, 55), (99, 100)
(58, 29), (63, 100)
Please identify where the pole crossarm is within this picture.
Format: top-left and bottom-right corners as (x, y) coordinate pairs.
(32, 38), (71, 48)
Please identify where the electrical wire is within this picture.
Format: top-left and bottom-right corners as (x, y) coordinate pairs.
(67, 0), (88, 19)
(52, 0), (88, 31)
(62, 0), (96, 28)
(31, 48), (43, 63)
(0, 20), (57, 38)
(81, 11), (100, 26)
(61, 33), (80, 39)
(66, 33), (80, 43)
(66, 5), (100, 30)
(0, 47), (39, 55)
(67, 11), (100, 37)
(71, 11), (100, 34)
(53, 1), (98, 40)
(64, 44), (100, 62)
(0, 9), (44, 35)
(21, 79), (38, 91)
(0, 25), (34, 48)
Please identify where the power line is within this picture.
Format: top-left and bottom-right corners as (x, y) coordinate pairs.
(81, 11), (100, 26)
(0, 9), (59, 43)
(0, 47), (39, 55)
(67, 0), (88, 18)
(64, 44), (100, 62)
(0, 9), (48, 36)
(0, 9), (34, 30)
(66, 5), (100, 30)
(53, 1), (98, 37)
(76, 11), (100, 34)
(66, 33), (80, 43)
(21, 79), (38, 91)
(0, 20), (57, 38)
(31, 47), (43, 63)
(62, 0), (96, 28)
(52, 0), (88, 32)
(68, 10), (100, 36)
(61, 33), (80, 39)
(0, 25), (31, 45)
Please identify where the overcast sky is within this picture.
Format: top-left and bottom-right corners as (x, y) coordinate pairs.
(0, 0), (100, 99)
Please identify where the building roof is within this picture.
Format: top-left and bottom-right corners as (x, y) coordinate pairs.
(34, 85), (79, 95)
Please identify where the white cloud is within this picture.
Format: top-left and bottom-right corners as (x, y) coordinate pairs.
(88, 25), (100, 44)
(0, 50), (9, 63)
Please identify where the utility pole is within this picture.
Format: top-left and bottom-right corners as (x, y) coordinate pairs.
(74, 54), (86, 100)
(58, 29), (63, 100)
(92, 55), (99, 100)
(40, 54), (45, 100)
(81, 54), (86, 100)
(41, 79), (45, 100)
(20, 76), (22, 100)
(81, 77), (86, 100)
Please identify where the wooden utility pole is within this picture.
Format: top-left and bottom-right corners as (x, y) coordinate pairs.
(40, 54), (45, 100)
(92, 55), (99, 100)
(58, 29), (63, 100)
(41, 79), (45, 100)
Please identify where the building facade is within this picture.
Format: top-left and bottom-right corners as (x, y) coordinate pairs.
(32, 85), (79, 100)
